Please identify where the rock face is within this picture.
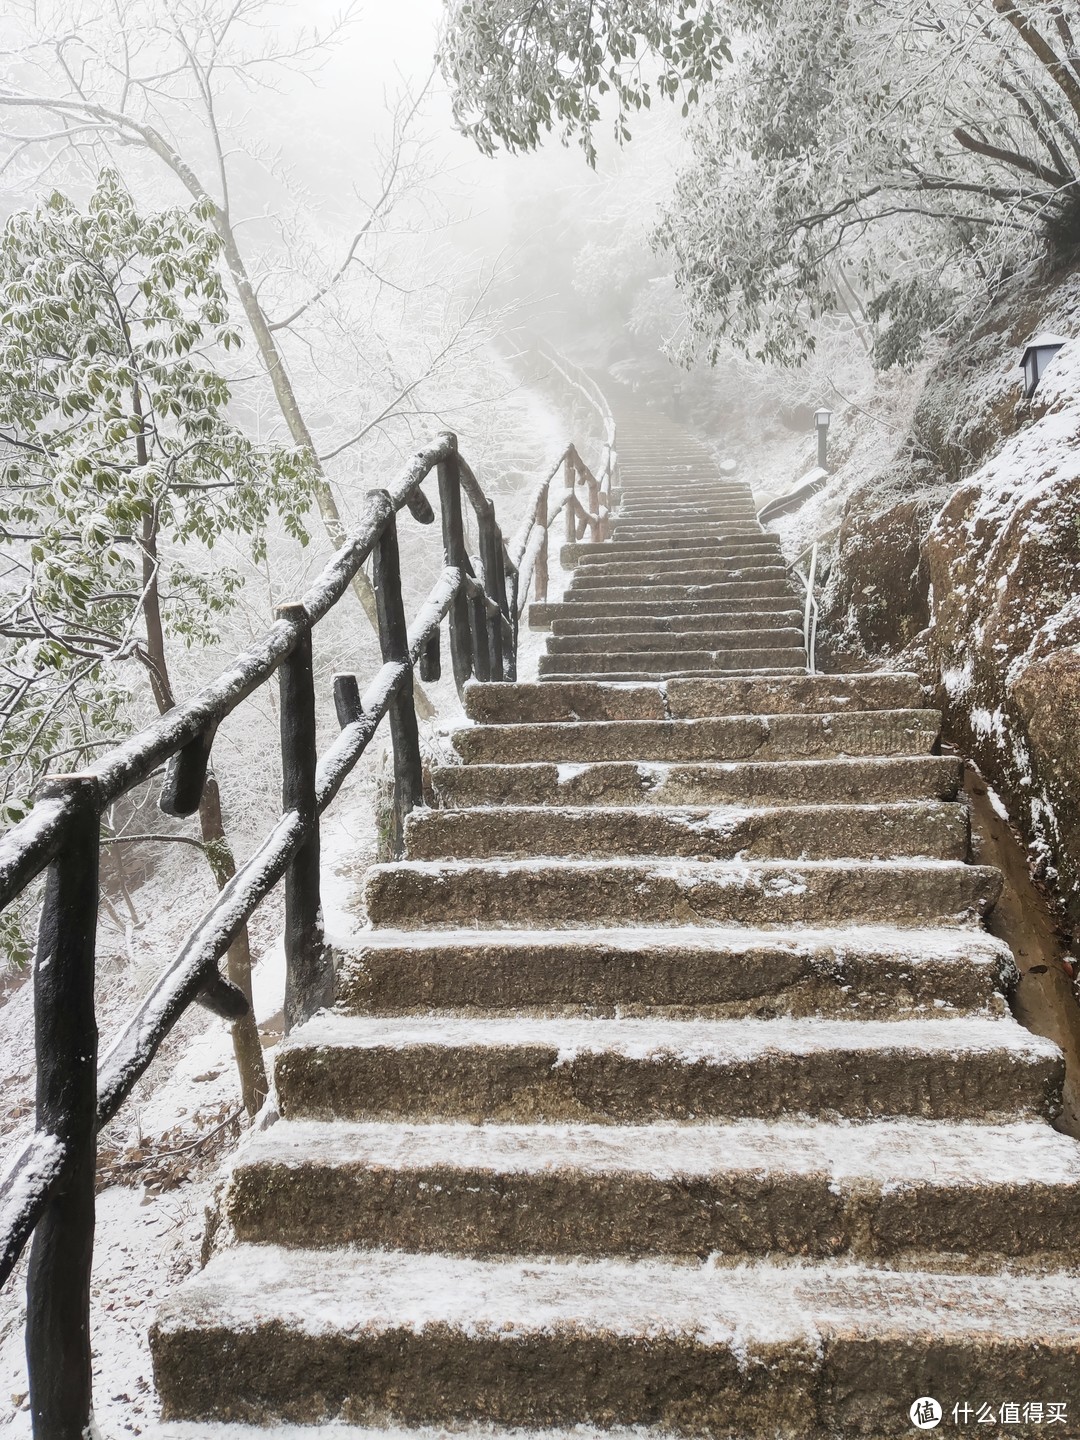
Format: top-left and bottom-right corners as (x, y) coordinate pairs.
(925, 423), (1080, 921)
(824, 493), (931, 655)
(820, 270), (1080, 927)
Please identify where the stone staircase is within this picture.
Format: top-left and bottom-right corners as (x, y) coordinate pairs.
(150, 407), (1080, 1436)
(535, 416), (805, 682)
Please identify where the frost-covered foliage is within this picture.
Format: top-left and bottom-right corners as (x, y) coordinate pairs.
(441, 0), (730, 164)
(0, 170), (313, 821)
(656, 0), (1080, 366)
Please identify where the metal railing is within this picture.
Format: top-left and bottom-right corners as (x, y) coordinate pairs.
(0, 427), (595, 1439)
(788, 540), (821, 675)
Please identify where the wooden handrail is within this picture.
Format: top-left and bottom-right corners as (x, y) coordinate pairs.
(0, 424), (580, 1438)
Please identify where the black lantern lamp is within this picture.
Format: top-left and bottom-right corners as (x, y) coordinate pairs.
(815, 407), (832, 470)
(1020, 333), (1067, 399)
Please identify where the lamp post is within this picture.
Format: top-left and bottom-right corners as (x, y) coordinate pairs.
(815, 407), (832, 470)
(1020, 333), (1066, 399)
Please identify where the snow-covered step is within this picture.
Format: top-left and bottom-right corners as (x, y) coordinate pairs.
(610, 525), (764, 539)
(363, 855), (1000, 930)
(273, 1014), (1055, 1125)
(570, 555), (786, 582)
(550, 610), (803, 635)
(568, 566), (789, 591)
(531, 598), (803, 626)
(538, 650), (808, 676)
(452, 710), (942, 765)
(562, 536), (780, 564)
(432, 756), (963, 809)
(664, 674), (927, 716)
(577, 536), (781, 559)
(563, 582), (799, 604)
(150, 1247), (1080, 1429)
(545, 628), (805, 655)
(224, 1117), (1080, 1261)
(336, 924), (1014, 1018)
(405, 801), (969, 864)
(538, 667), (810, 684)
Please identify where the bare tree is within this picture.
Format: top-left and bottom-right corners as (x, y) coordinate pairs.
(0, 0), (503, 717)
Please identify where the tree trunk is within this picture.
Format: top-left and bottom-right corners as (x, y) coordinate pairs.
(128, 121), (435, 718)
(197, 774), (269, 1115)
(209, 212), (437, 720)
(137, 481), (269, 1115)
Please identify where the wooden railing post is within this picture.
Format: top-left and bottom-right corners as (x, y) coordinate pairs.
(370, 499), (425, 857)
(437, 436), (473, 693)
(26, 773), (100, 1440)
(277, 604), (330, 1033)
(468, 577), (492, 684)
(535, 483), (550, 604)
(563, 448), (576, 545)
(585, 463), (600, 542)
(477, 500), (505, 682)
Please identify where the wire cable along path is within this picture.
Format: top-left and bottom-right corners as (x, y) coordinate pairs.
(6, 392), (1080, 1436)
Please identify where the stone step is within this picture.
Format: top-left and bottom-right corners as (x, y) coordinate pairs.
(537, 649), (808, 677)
(665, 675), (928, 717)
(615, 513), (759, 528)
(618, 489), (752, 502)
(617, 487), (753, 498)
(274, 1014), (1052, 1123)
(616, 515), (760, 527)
(224, 1117), (1080, 1262)
(609, 529), (765, 543)
(363, 856), (1000, 931)
(463, 674), (925, 723)
(452, 709), (941, 764)
(613, 472), (748, 483)
(551, 610), (803, 636)
(614, 501), (757, 511)
(337, 923), (1012, 1018)
(617, 500), (758, 512)
(579, 532), (780, 551)
(613, 513), (761, 525)
(564, 582), (799, 605)
(546, 629), (804, 656)
(568, 564), (790, 589)
(529, 597), (804, 626)
(615, 511), (758, 523)
(143, 1428), (695, 1440)
(539, 668), (810, 684)
(569, 576), (792, 600)
(571, 558), (786, 584)
(610, 531), (764, 544)
(563, 538), (781, 565)
(149, 1246), (1080, 1431)
(406, 801), (969, 863)
(432, 756), (962, 809)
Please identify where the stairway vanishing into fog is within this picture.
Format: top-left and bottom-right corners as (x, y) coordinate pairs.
(150, 405), (1080, 1435)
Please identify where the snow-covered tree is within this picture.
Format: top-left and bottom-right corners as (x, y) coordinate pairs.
(0, 169), (310, 1107)
(657, 0), (1080, 365)
(441, 0), (730, 163)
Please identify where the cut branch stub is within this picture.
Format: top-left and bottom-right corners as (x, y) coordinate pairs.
(405, 487), (436, 525)
(333, 674), (363, 728)
(159, 723), (218, 818)
(195, 970), (251, 1019)
(419, 627), (441, 683)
